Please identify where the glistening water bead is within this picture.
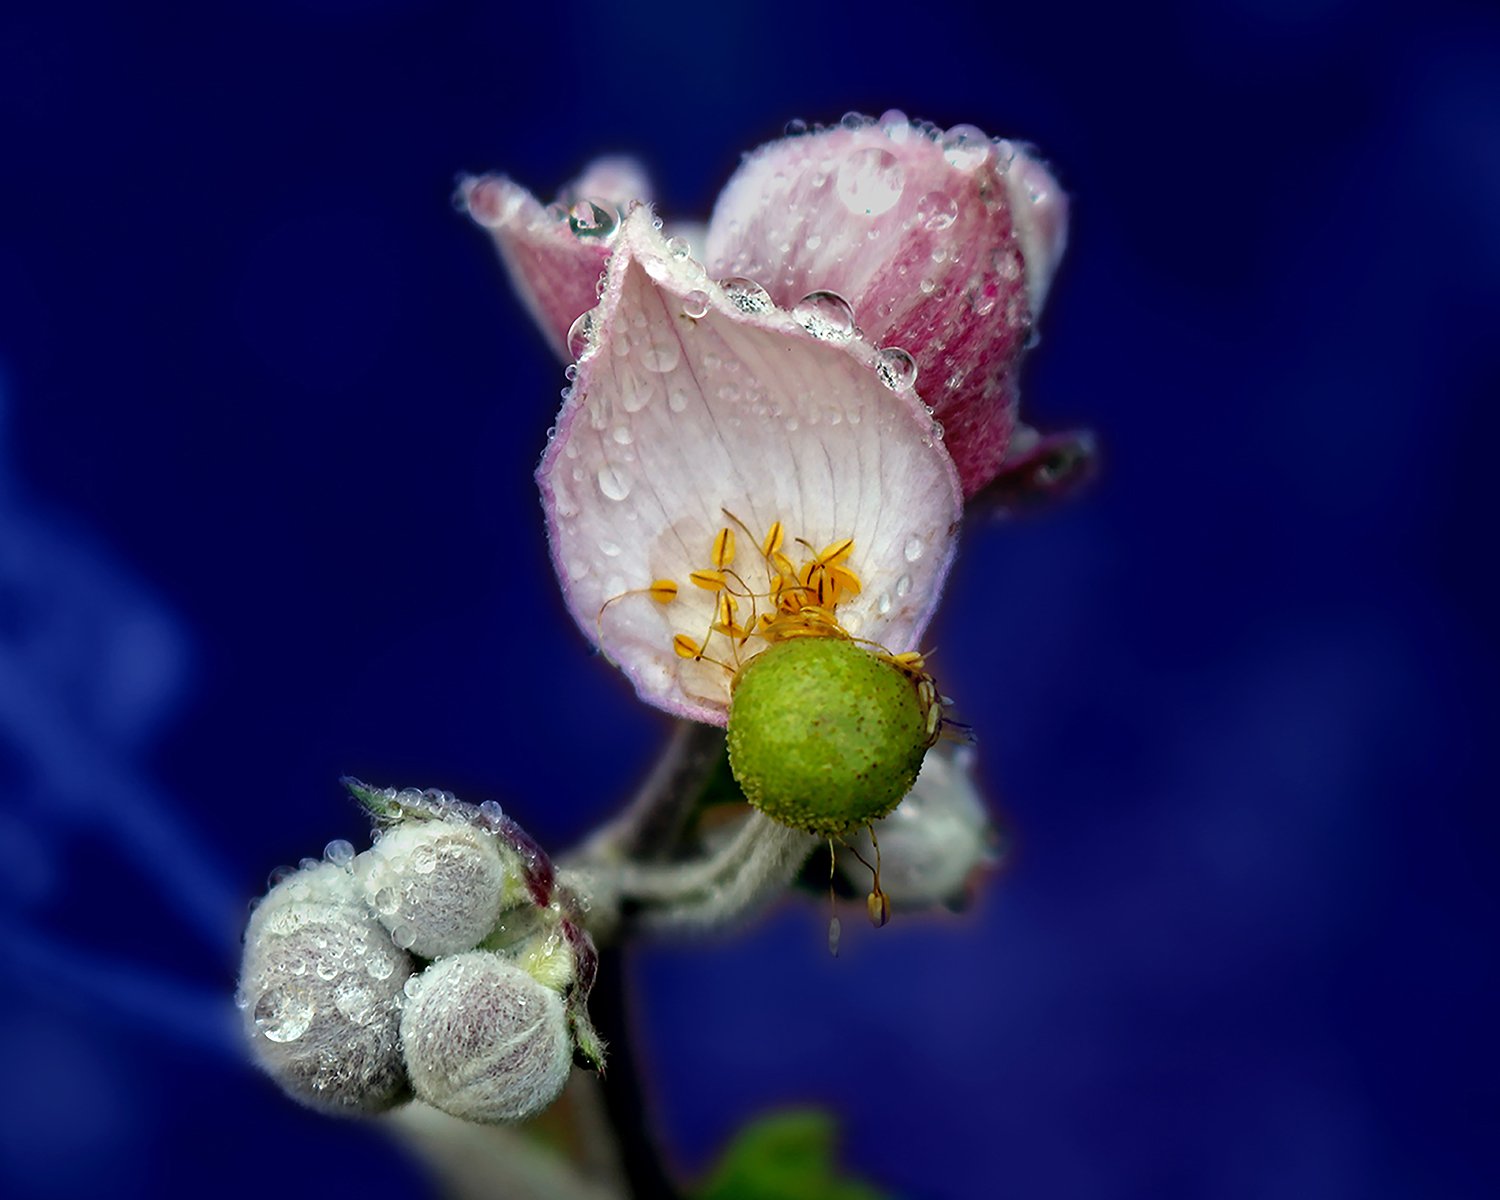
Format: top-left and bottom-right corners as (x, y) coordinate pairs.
(726, 638), (936, 835)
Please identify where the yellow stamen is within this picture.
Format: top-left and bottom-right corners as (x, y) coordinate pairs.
(689, 569), (727, 592)
(648, 579), (679, 604)
(711, 527), (736, 569)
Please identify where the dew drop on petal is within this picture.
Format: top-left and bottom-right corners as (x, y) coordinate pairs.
(665, 236), (692, 259)
(373, 886), (399, 916)
(904, 535), (926, 563)
(640, 339), (681, 373)
(837, 147), (905, 217)
(879, 109), (911, 142)
(567, 310), (596, 361)
(568, 200), (619, 239)
(875, 347), (918, 391)
(878, 592), (893, 615)
(682, 290), (710, 319)
(668, 387), (690, 413)
(917, 191), (959, 231)
(895, 574), (913, 598)
(720, 276), (772, 314)
(785, 117), (810, 137)
(596, 463), (632, 502)
(792, 290), (857, 340)
(254, 985), (315, 1043)
(611, 426), (633, 445)
(941, 125), (992, 172)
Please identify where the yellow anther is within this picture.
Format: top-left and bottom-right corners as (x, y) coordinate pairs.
(672, 634), (703, 659)
(818, 537), (855, 567)
(648, 579), (679, 604)
(829, 564), (862, 599)
(711, 527), (736, 569)
(714, 593), (737, 631)
(761, 521), (785, 559)
(770, 550), (797, 578)
(689, 569), (727, 592)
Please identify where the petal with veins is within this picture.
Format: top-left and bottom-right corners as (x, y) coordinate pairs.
(539, 209), (963, 724)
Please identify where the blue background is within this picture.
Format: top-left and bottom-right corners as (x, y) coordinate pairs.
(1, 1), (1495, 1196)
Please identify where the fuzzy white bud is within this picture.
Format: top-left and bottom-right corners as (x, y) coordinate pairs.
(837, 745), (995, 909)
(239, 862), (415, 1114)
(400, 951), (572, 1123)
(357, 820), (516, 958)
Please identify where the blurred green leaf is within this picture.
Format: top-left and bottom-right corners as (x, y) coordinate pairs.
(697, 1108), (889, 1200)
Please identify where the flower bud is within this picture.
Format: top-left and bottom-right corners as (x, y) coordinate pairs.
(239, 862), (415, 1114)
(400, 951), (573, 1124)
(356, 820), (517, 958)
(836, 745), (996, 910)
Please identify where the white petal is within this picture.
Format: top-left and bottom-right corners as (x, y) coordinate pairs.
(538, 210), (962, 724)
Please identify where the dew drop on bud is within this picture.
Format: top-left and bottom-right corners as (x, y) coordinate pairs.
(720, 276), (772, 314)
(792, 290), (857, 341)
(567, 199), (619, 239)
(917, 191), (959, 232)
(875, 346), (918, 392)
(837, 147), (905, 217)
(682, 290), (710, 319)
(941, 124), (993, 172)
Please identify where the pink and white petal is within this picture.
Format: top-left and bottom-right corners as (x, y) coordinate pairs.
(461, 174), (617, 359)
(705, 118), (1067, 497)
(1004, 148), (1069, 315)
(561, 156), (655, 213)
(539, 209), (963, 724)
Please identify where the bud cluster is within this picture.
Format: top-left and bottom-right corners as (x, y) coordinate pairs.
(238, 782), (602, 1123)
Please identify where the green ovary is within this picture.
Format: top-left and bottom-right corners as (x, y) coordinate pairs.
(726, 637), (931, 835)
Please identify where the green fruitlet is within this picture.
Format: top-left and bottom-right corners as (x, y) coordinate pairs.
(727, 638), (935, 834)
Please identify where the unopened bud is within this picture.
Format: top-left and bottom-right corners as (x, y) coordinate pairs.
(357, 820), (517, 958)
(239, 862), (415, 1114)
(836, 745), (995, 910)
(400, 951), (573, 1124)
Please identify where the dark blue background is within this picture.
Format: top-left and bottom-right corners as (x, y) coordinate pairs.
(2, 1), (1495, 1196)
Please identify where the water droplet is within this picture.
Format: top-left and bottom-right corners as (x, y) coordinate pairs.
(941, 125), (992, 172)
(805, 233), (823, 251)
(840, 111), (870, 131)
(567, 310), (596, 361)
(254, 985), (315, 1043)
(373, 886), (399, 916)
(837, 147), (905, 217)
(410, 844), (436, 875)
(366, 953), (396, 981)
(611, 426), (633, 446)
(784, 117), (810, 137)
(992, 139), (1018, 174)
(828, 915), (842, 958)
(596, 463), (632, 501)
(720, 276), (772, 314)
(874, 346), (918, 391)
(919, 278), (937, 295)
(879, 109), (911, 142)
(403, 974), (424, 999)
(682, 290), (710, 319)
(391, 924), (416, 950)
(478, 799), (504, 825)
(792, 290), (856, 340)
(668, 387), (689, 413)
(640, 339), (681, 373)
(665, 236), (692, 260)
(877, 592), (893, 615)
(917, 191), (959, 231)
(335, 979), (377, 1025)
(904, 535), (925, 562)
(895, 574), (913, 597)
(324, 839), (354, 867)
(568, 199), (618, 239)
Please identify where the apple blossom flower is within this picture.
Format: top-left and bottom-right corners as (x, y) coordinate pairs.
(462, 111), (1069, 496)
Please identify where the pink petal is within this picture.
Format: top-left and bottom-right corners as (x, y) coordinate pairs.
(461, 165), (641, 360)
(539, 209), (963, 724)
(705, 115), (1068, 497)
